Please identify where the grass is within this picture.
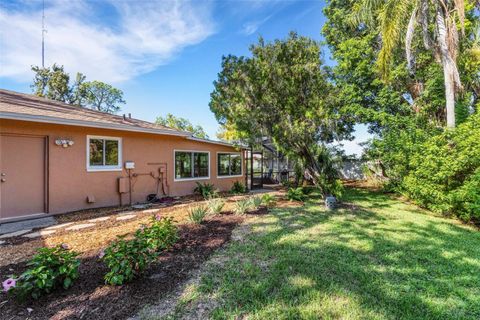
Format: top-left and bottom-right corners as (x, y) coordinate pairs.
(165, 187), (480, 320)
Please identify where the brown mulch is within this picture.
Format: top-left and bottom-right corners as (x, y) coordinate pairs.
(0, 213), (251, 320)
(0, 195), (259, 267)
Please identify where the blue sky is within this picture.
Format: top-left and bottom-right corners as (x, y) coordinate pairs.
(0, 0), (370, 155)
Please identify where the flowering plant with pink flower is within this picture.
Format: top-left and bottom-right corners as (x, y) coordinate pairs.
(2, 277), (16, 293)
(7, 245), (80, 300)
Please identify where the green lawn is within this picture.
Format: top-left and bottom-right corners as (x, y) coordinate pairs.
(165, 187), (480, 319)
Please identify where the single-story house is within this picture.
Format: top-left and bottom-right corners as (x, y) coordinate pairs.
(0, 89), (245, 222)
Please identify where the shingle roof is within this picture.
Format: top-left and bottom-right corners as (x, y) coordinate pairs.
(0, 89), (190, 137)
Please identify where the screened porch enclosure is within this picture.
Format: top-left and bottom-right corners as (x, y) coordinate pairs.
(245, 141), (293, 190)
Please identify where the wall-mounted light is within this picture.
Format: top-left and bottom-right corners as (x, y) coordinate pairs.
(55, 138), (74, 148)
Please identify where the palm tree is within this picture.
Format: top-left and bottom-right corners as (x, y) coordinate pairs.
(355, 0), (466, 128)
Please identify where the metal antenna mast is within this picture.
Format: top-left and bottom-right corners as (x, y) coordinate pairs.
(42, 0), (46, 68)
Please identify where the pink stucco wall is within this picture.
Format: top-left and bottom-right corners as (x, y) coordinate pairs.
(0, 119), (245, 216)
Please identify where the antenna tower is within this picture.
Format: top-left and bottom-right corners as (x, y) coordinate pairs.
(42, 0), (46, 68)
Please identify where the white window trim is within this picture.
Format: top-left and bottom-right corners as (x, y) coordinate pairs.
(86, 135), (123, 172)
(217, 152), (243, 178)
(173, 149), (210, 181)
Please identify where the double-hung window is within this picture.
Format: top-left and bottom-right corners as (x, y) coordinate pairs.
(175, 151), (209, 180)
(217, 153), (242, 177)
(87, 136), (122, 171)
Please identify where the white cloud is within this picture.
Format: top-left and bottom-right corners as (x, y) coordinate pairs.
(0, 0), (214, 83)
(240, 14), (272, 36)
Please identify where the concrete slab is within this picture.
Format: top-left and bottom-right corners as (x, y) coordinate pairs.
(0, 216), (56, 235)
(23, 230), (56, 238)
(143, 209), (159, 214)
(116, 214), (136, 221)
(118, 211), (135, 216)
(88, 217), (110, 222)
(0, 229), (32, 239)
(65, 223), (95, 231)
(132, 204), (150, 209)
(249, 189), (274, 194)
(45, 222), (75, 230)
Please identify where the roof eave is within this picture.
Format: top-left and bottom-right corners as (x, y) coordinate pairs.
(0, 112), (192, 137)
(186, 136), (247, 149)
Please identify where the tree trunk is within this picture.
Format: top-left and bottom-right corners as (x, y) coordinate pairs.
(443, 63), (456, 128)
(405, 8), (417, 74)
(436, 5), (456, 128)
(297, 145), (326, 195)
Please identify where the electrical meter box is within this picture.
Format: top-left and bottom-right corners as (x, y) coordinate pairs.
(125, 161), (135, 169)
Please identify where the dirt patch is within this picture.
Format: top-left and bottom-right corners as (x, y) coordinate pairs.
(0, 214), (245, 320)
(275, 199), (303, 208)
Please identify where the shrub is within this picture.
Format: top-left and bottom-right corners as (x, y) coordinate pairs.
(311, 145), (344, 197)
(287, 187), (306, 202)
(194, 182), (217, 199)
(102, 216), (179, 286)
(301, 186), (315, 195)
(6, 245), (80, 299)
(250, 196), (263, 209)
(137, 216), (178, 251)
(188, 205), (209, 224)
(230, 181), (247, 194)
(234, 198), (251, 215)
(261, 194), (277, 207)
(102, 235), (157, 286)
(400, 113), (480, 222)
(281, 179), (295, 189)
(367, 112), (480, 223)
(207, 197), (225, 215)
(451, 169), (480, 222)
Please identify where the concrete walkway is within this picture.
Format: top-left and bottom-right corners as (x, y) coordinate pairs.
(0, 216), (56, 235)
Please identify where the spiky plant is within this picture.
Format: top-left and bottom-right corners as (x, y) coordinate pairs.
(188, 206), (209, 224)
(207, 198), (225, 215)
(234, 199), (251, 215)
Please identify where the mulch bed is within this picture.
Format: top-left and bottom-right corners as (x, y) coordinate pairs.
(0, 194), (250, 266)
(0, 213), (251, 320)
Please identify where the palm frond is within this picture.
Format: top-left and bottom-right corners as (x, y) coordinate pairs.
(377, 0), (416, 77)
(349, 0), (385, 27)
